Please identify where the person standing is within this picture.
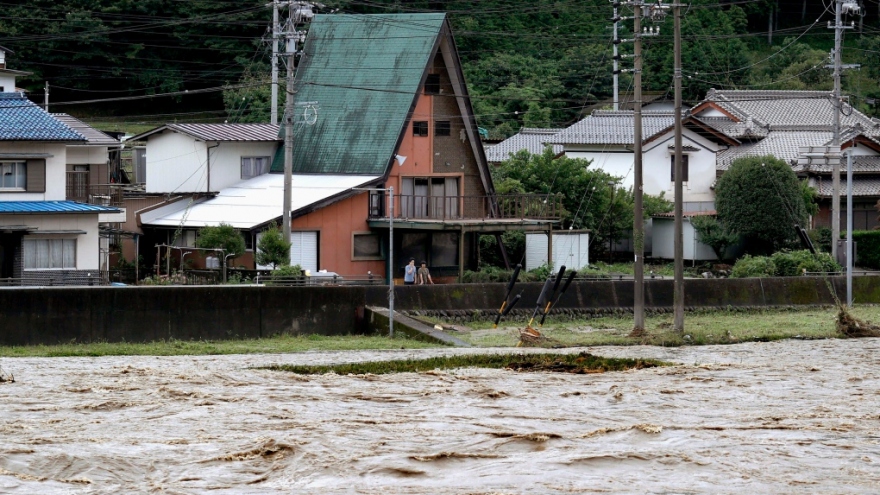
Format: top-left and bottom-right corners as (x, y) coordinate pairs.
(417, 260), (434, 285)
(404, 258), (416, 285)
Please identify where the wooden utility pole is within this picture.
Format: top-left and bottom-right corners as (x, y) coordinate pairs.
(282, 29), (295, 246)
(673, 2), (685, 331)
(632, 2), (645, 333)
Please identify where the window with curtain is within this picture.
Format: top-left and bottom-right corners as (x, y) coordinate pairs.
(0, 161), (26, 189)
(23, 239), (76, 269)
(400, 177), (460, 219)
(241, 156), (270, 179)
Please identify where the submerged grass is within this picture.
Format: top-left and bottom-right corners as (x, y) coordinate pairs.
(262, 351), (666, 375)
(453, 305), (880, 348)
(0, 334), (438, 358)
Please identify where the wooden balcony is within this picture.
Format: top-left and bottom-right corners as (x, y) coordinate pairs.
(368, 193), (563, 221)
(66, 171), (124, 207)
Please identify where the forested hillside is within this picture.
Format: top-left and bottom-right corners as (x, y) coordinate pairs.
(2, 0), (879, 135)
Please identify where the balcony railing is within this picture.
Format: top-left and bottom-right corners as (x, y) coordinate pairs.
(368, 193), (563, 221)
(66, 171), (124, 207)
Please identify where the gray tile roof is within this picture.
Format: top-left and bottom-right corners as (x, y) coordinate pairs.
(813, 176), (880, 197)
(547, 110), (674, 146)
(130, 123), (281, 142)
(485, 127), (563, 162)
(795, 155), (880, 174)
(0, 93), (85, 142)
(702, 89), (880, 134)
(51, 114), (119, 146)
(716, 131), (832, 170)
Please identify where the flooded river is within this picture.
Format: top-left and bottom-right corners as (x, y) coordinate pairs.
(1, 339), (878, 493)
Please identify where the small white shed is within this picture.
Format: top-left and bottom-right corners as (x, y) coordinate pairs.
(651, 212), (717, 261)
(525, 230), (590, 271)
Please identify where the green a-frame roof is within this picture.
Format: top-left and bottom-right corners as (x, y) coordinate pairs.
(271, 13), (447, 176)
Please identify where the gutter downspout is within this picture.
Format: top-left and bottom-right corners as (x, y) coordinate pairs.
(206, 142), (220, 193)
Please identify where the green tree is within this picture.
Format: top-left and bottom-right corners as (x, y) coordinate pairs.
(196, 223), (246, 260)
(255, 222), (291, 269)
(715, 155), (807, 255)
(691, 215), (739, 260)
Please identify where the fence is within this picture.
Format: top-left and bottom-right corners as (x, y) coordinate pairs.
(368, 193), (563, 221)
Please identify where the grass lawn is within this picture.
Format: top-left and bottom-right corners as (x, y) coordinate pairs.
(450, 305), (880, 348)
(0, 334), (439, 358)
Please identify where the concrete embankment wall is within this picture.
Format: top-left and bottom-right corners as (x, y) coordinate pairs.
(1, 276), (877, 346)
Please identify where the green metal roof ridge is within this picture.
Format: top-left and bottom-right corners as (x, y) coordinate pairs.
(271, 13), (446, 175)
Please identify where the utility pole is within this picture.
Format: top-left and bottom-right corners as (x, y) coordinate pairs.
(828, 0), (860, 261)
(44, 81), (48, 111)
(271, 0), (280, 125)
(672, 2), (685, 332)
(282, 25), (296, 247)
(612, 1), (620, 110)
(614, 1), (660, 334)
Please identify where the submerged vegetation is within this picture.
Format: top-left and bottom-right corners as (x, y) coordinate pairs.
(262, 351), (665, 375)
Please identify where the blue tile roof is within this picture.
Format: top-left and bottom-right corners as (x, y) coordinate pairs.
(0, 201), (119, 214)
(0, 93), (86, 142)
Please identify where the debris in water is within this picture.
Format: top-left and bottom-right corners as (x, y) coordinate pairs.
(0, 364), (14, 383)
(836, 305), (880, 338)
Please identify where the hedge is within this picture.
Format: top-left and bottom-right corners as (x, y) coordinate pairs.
(731, 250), (840, 278)
(852, 230), (880, 269)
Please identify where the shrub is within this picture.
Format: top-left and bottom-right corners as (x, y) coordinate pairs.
(256, 222), (291, 269)
(852, 230), (880, 269)
(461, 264), (556, 284)
(269, 264), (304, 285)
(808, 226), (832, 253)
(196, 223), (246, 259)
(730, 255), (777, 278)
(715, 155), (807, 254)
(770, 250), (840, 276)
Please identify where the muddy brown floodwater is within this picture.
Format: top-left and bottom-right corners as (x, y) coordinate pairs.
(1, 339), (879, 494)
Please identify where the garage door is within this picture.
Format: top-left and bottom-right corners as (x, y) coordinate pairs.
(290, 231), (318, 273)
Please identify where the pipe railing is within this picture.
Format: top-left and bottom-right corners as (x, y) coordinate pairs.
(368, 193), (563, 221)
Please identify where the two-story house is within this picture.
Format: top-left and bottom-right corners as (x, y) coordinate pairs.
(131, 13), (559, 280)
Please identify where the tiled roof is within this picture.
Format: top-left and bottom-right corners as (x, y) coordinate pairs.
(130, 123), (280, 142)
(270, 13), (447, 175)
(547, 111), (674, 145)
(0, 93), (85, 142)
(485, 127), (563, 162)
(813, 176), (880, 197)
(716, 131), (833, 170)
(701, 89), (880, 133)
(795, 155), (880, 174)
(51, 114), (119, 145)
(0, 201), (119, 214)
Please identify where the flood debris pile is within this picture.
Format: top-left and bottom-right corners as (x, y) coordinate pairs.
(262, 351), (665, 375)
(0, 365), (13, 383)
(836, 305), (880, 338)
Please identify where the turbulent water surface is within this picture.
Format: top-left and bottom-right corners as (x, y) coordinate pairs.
(1, 339), (878, 493)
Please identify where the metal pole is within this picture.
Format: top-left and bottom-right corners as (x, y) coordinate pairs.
(44, 81), (49, 111)
(673, 3), (685, 331)
(632, 3), (645, 332)
(612, 4), (619, 111)
(388, 186), (394, 337)
(271, 0), (280, 125)
(846, 148), (853, 307)
(282, 37), (295, 247)
(831, 0), (842, 261)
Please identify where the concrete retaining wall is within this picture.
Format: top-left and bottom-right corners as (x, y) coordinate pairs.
(1, 276), (877, 346)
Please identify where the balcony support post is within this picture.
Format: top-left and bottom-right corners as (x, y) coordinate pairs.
(458, 225), (465, 283)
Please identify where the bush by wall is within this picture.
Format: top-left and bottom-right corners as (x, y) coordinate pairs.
(732, 250), (840, 277)
(852, 230), (880, 269)
(461, 265), (552, 283)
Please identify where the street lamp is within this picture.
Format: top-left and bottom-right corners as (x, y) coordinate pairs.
(353, 185), (395, 337)
(607, 180), (616, 264)
(180, 251), (191, 272)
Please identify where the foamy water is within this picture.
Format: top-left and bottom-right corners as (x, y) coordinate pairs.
(1, 339), (878, 493)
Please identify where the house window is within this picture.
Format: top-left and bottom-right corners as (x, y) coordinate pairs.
(670, 154), (689, 182)
(400, 176), (460, 219)
(425, 74), (440, 95)
(352, 232), (383, 259)
(23, 239), (76, 270)
(0, 161), (26, 189)
(435, 121), (451, 137)
(241, 156), (270, 179)
(413, 121), (428, 137)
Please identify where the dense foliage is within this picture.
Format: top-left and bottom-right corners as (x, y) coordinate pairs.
(731, 250), (840, 278)
(3, 1), (878, 130)
(690, 215), (738, 261)
(256, 222), (291, 269)
(196, 223), (246, 260)
(715, 155), (807, 255)
(851, 231), (880, 269)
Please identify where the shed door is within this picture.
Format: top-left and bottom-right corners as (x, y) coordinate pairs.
(290, 231), (318, 273)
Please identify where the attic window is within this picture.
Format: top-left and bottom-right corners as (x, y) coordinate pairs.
(435, 121), (451, 137)
(425, 74), (440, 95)
(413, 121), (428, 137)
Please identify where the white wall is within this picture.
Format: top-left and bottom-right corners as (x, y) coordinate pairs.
(66, 146), (109, 165)
(144, 130), (279, 193)
(0, 142), (67, 201)
(525, 232), (590, 271)
(0, 74), (15, 92)
(563, 146), (635, 187)
(0, 213), (103, 270)
(652, 217), (718, 261)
